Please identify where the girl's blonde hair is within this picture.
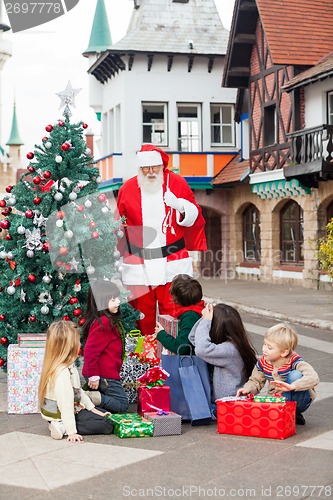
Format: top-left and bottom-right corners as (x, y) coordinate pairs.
(38, 320), (80, 408)
(265, 323), (298, 353)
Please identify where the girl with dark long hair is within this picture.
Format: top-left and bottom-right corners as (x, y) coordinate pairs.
(189, 303), (257, 401)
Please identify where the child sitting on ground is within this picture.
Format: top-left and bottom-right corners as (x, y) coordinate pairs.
(237, 322), (319, 425)
(189, 303), (257, 401)
(153, 274), (205, 355)
(38, 320), (113, 442)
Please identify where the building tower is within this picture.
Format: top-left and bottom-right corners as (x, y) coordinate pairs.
(6, 102), (24, 169)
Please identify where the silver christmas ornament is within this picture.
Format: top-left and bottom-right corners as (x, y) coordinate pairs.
(26, 250), (34, 258)
(7, 196), (16, 206)
(64, 230), (74, 239)
(116, 230), (124, 238)
(84, 199), (92, 208)
(113, 250), (120, 259)
(17, 225), (26, 235)
(85, 148), (92, 155)
(56, 219), (64, 228)
(96, 176), (102, 183)
(101, 206), (109, 214)
(45, 141), (52, 149)
(54, 192), (63, 201)
(0, 251), (7, 259)
(42, 275), (51, 284)
(86, 265), (95, 275)
(41, 305), (49, 315)
(6, 251), (13, 259)
(69, 192), (78, 201)
(55, 155), (63, 163)
(7, 286), (15, 295)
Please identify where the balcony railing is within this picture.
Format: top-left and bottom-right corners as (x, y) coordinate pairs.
(287, 124), (333, 166)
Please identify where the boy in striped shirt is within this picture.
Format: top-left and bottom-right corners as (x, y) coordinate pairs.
(237, 323), (319, 425)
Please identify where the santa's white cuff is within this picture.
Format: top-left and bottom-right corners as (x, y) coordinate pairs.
(176, 199), (198, 227)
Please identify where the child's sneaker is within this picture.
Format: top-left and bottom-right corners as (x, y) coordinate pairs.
(49, 420), (65, 440)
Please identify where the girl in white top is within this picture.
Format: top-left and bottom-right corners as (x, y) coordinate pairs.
(38, 320), (113, 442)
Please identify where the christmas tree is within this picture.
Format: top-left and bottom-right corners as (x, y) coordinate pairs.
(0, 83), (139, 368)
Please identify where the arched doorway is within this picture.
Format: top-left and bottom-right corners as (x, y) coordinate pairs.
(201, 207), (222, 277)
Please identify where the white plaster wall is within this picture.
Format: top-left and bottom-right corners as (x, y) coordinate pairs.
(304, 79), (333, 128)
(89, 53), (238, 180)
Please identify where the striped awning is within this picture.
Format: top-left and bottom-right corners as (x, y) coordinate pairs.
(251, 178), (311, 199)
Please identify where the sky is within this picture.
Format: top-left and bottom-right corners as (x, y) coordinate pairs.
(1, 0), (235, 158)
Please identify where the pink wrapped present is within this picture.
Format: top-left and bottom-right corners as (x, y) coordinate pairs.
(7, 344), (45, 414)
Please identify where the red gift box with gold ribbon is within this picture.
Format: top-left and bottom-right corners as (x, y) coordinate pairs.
(216, 399), (296, 440)
(137, 367), (170, 416)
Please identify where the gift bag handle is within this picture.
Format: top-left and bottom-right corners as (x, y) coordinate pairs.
(128, 329), (142, 338)
(176, 344), (193, 356)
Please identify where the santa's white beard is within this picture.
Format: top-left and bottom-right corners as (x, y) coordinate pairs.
(138, 168), (164, 193)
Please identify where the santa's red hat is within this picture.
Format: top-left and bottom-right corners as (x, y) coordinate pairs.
(136, 144), (169, 169)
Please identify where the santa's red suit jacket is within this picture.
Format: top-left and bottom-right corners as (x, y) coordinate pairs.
(117, 169), (207, 286)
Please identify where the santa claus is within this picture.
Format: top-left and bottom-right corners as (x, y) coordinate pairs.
(117, 144), (207, 335)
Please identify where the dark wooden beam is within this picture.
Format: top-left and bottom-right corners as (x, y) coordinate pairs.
(239, 0), (257, 11)
(208, 57), (214, 73)
(228, 67), (250, 76)
(188, 55), (194, 72)
(167, 55), (174, 72)
(234, 33), (256, 44)
(147, 54), (154, 71)
(128, 54), (134, 71)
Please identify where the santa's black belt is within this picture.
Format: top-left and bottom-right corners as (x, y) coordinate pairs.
(127, 237), (185, 260)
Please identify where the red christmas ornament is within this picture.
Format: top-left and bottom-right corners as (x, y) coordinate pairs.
(65, 264), (71, 271)
(26, 152), (34, 160)
(5, 234), (12, 241)
(0, 200), (6, 207)
(57, 210), (65, 219)
(82, 123), (88, 129)
(76, 205), (84, 213)
(63, 315), (71, 321)
(79, 318), (85, 326)
(33, 196), (42, 205)
(43, 171), (52, 179)
(61, 142), (70, 151)
(58, 121), (65, 127)
(0, 219), (10, 230)
(42, 242), (50, 252)
(45, 124), (53, 132)
(0, 287), (3, 292)
(33, 176), (42, 185)
(56, 261), (64, 267)
(1, 209), (9, 216)
(5, 185), (13, 193)
(28, 274), (36, 283)
(0, 314), (5, 321)
(25, 209), (34, 219)
(69, 297), (78, 305)
(15, 277), (21, 286)
(0, 337), (8, 345)
(75, 280), (81, 285)
(42, 136), (48, 142)
(0, 358), (4, 367)
(28, 166), (35, 173)
(29, 315), (36, 322)
(73, 308), (82, 317)
(92, 231), (99, 239)
(89, 221), (96, 228)
(97, 193), (107, 204)
(59, 247), (68, 256)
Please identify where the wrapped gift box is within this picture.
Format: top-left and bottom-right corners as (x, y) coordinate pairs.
(7, 344), (45, 414)
(144, 411), (181, 436)
(253, 395), (286, 403)
(216, 399), (296, 439)
(107, 413), (154, 438)
(137, 385), (170, 416)
(157, 315), (179, 356)
(120, 355), (152, 403)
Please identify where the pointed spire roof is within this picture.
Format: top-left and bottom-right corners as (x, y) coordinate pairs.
(83, 0), (112, 57)
(6, 103), (23, 146)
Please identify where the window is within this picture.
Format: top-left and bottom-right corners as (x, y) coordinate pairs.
(177, 104), (201, 151)
(142, 103), (167, 146)
(263, 104), (276, 146)
(210, 104), (234, 146)
(280, 201), (304, 263)
(328, 91), (333, 125)
(243, 205), (261, 261)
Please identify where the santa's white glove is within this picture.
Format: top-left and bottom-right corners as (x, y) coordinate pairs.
(164, 190), (184, 213)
